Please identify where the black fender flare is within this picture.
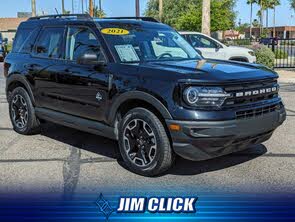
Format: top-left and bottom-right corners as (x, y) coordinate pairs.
(6, 74), (35, 105)
(108, 91), (173, 124)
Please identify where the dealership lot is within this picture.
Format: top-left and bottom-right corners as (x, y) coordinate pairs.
(0, 63), (295, 196)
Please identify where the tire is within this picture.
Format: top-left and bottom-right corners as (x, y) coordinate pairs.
(118, 108), (174, 176)
(8, 87), (40, 135)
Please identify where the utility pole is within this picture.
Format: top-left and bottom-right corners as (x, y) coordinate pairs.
(89, 0), (94, 17)
(201, 0), (211, 36)
(72, 0), (74, 13)
(159, 0), (163, 22)
(62, 0), (65, 14)
(31, 0), (36, 17)
(135, 0), (140, 17)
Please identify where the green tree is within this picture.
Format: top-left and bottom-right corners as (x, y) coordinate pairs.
(86, 5), (106, 18)
(145, 0), (191, 27)
(290, 0), (295, 11)
(252, 19), (260, 28)
(145, 0), (236, 32)
(236, 23), (250, 34)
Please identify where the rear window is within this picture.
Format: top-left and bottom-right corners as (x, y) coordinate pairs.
(12, 28), (39, 53)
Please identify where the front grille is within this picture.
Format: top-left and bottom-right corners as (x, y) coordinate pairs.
(236, 103), (282, 120)
(224, 79), (279, 106)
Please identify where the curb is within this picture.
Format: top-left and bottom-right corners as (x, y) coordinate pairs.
(278, 79), (295, 84)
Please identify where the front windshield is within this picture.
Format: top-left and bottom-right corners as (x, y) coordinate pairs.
(99, 24), (201, 63)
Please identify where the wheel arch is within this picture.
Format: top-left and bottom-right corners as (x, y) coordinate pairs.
(6, 74), (35, 105)
(229, 56), (249, 62)
(108, 91), (173, 126)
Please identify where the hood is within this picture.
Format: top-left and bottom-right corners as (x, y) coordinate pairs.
(141, 59), (277, 83)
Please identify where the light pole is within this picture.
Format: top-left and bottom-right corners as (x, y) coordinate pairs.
(31, 0), (36, 17)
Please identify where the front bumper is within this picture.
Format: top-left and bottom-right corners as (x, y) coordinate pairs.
(166, 105), (286, 161)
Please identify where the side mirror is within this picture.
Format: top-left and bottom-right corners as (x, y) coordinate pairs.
(77, 51), (105, 66)
(215, 44), (222, 51)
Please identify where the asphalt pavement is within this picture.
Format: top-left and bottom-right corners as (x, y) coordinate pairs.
(0, 63), (295, 197)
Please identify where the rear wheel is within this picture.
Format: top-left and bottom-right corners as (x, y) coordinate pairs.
(118, 108), (174, 176)
(8, 87), (40, 135)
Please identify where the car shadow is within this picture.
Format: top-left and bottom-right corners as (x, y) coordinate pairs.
(167, 144), (267, 176)
(40, 122), (267, 177)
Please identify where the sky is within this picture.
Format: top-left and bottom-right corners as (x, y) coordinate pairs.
(0, 0), (294, 26)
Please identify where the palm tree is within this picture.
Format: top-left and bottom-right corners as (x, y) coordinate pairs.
(247, 0), (257, 39)
(257, 0), (272, 36)
(87, 5), (106, 17)
(201, 0), (211, 35)
(269, 0), (280, 37)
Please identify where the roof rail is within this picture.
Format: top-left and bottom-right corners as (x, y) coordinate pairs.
(102, 17), (159, 23)
(28, 14), (92, 20)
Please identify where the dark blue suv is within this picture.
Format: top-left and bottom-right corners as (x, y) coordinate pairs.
(4, 14), (286, 176)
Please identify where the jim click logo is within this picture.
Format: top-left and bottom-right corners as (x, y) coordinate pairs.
(96, 194), (198, 220)
(117, 196), (198, 213)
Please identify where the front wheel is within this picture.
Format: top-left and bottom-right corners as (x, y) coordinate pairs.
(118, 108), (174, 177)
(8, 87), (40, 135)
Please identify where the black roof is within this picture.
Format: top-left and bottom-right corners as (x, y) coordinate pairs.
(19, 14), (169, 30)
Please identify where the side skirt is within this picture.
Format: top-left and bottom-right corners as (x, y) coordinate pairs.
(35, 108), (117, 140)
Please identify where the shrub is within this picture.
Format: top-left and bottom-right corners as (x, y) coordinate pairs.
(6, 43), (12, 53)
(253, 45), (275, 69)
(275, 49), (289, 59)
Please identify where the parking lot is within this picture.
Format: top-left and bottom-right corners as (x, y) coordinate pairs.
(0, 63), (295, 197)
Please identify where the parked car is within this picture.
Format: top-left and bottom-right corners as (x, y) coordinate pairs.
(0, 33), (7, 62)
(259, 37), (279, 46)
(4, 15), (285, 176)
(180, 31), (256, 63)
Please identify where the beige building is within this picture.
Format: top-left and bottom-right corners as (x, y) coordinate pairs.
(0, 18), (27, 43)
(245, 26), (295, 39)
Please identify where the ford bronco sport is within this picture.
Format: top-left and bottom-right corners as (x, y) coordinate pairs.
(4, 14), (286, 176)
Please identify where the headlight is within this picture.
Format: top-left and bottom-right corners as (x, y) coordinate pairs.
(183, 87), (231, 108)
(248, 51), (255, 56)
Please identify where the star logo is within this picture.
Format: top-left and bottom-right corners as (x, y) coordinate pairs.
(95, 193), (114, 221)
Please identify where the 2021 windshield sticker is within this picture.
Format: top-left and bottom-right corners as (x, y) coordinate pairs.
(101, 28), (130, 35)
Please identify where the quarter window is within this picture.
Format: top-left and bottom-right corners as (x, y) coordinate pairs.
(65, 26), (103, 61)
(33, 27), (64, 59)
(13, 28), (39, 53)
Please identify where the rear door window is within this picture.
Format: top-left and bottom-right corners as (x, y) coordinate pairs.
(189, 34), (218, 48)
(33, 27), (65, 59)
